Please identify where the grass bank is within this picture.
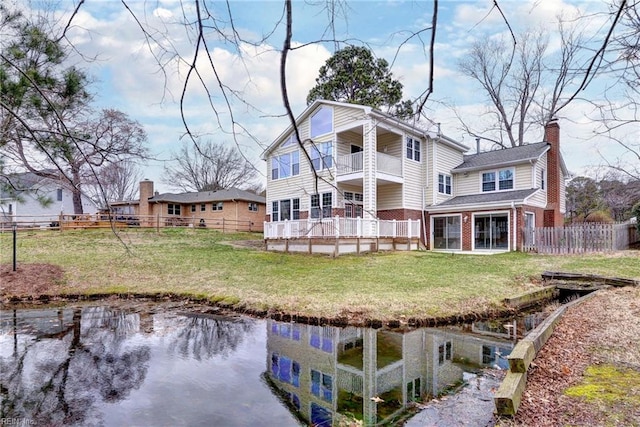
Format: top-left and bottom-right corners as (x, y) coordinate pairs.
(1, 228), (638, 322)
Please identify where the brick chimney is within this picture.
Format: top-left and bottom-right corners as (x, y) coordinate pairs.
(139, 179), (154, 217)
(543, 120), (563, 227)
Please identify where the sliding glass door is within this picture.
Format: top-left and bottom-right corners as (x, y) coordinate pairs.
(433, 216), (461, 250)
(474, 214), (509, 250)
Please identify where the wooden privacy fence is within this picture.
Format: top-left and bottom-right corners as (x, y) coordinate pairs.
(522, 222), (638, 254)
(0, 214), (261, 233)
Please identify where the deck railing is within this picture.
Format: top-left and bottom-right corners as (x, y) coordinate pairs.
(264, 216), (420, 239)
(336, 152), (402, 177)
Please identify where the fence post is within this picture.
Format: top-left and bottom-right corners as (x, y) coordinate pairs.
(12, 222), (17, 271)
(335, 215), (340, 238)
(407, 219), (412, 239)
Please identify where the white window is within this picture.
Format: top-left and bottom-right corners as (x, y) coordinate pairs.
(212, 202), (223, 211)
(310, 192), (332, 219)
(438, 174), (452, 195)
(248, 202), (258, 212)
(271, 151), (300, 180)
(56, 189), (63, 201)
(344, 191), (363, 218)
(271, 198), (300, 221)
(406, 137), (420, 161)
(311, 142), (333, 171)
(482, 168), (514, 192)
(168, 203), (181, 215)
(200, 203), (206, 212)
(281, 133), (299, 148)
(540, 168), (546, 190)
(310, 107), (333, 138)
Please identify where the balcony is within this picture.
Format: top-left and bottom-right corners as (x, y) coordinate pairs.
(336, 152), (403, 184)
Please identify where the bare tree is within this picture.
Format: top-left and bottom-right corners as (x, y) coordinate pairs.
(163, 140), (258, 193)
(85, 160), (143, 207)
(590, 0), (639, 181)
(457, 23), (587, 148)
(1, 5), (148, 214)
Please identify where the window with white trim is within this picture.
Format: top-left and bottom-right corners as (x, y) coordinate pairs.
(311, 142), (333, 171)
(200, 203), (206, 212)
(310, 192), (332, 219)
(540, 168), (546, 190)
(406, 137), (420, 161)
(438, 174), (452, 195)
(56, 189), (63, 201)
(212, 202), (223, 211)
(281, 133), (299, 148)
(248, 202), (258, 212)
(482, 168), (514, 192)
(271, 198), (300, 221)
(310, 107), (332, 138)
(344, 191), (363, 218)
(271, 151), (300, 180)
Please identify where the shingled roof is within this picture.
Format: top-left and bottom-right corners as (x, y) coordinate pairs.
(148, 187), (265, 204)
(431, 189), (539, 210)
(452, 142), (549, 173)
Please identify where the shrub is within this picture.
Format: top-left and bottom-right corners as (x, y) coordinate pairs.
(584, 210), (614, 223)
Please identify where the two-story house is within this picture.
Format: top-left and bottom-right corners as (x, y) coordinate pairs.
(262, 100), (566, 254)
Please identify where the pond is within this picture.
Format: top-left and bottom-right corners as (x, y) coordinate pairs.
(0, 300), (550, 426)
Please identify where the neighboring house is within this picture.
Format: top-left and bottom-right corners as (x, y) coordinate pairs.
(0, 171), (96, 226)
(262, 100), (567, 252)
(111, 180), (266, 232)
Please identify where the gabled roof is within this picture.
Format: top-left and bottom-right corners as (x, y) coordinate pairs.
(148, 187), (265, 204)
(429, 189), (539, 211)
(0, 170), (59, 198)
(452, 142), (549, 173)
(261, 99), (468, 159)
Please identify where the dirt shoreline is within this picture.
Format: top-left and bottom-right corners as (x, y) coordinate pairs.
(1, 262), (529, 328)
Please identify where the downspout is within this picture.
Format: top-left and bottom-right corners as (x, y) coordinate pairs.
(511, 201), (517, 251)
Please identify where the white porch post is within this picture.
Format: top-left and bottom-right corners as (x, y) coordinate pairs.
(335, 215), (340, 238)
(284, 219), (290, 239)
(362, 121), (377, 237)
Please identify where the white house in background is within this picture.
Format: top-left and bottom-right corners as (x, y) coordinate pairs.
(261, 100), (567, 254)
(0, 171), (96, 226)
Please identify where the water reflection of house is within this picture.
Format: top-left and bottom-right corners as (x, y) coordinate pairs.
(264, 320), (518, 426)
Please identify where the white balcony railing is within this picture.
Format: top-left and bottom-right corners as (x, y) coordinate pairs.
(264, 216), (420, 239)
(336, 152), (402, 177)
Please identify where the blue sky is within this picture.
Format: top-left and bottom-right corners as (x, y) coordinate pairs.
(29, 0), (634, 193)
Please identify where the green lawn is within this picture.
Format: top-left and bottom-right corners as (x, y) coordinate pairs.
(2, 228), (638, 321)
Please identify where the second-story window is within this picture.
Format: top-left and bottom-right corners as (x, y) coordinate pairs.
(56, 189), (63, 201)
(541, 168), (546, 190)
(438, 174), (452, 195)
(406, 137), (420, 161)
(482, 168), (514, 192)
(311, 142), (333, 171)
(271, 151), (300, 180)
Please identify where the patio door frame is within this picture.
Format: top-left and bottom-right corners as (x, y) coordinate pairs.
(431, 214), (462, 250)
(472, 211), (510, 251)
